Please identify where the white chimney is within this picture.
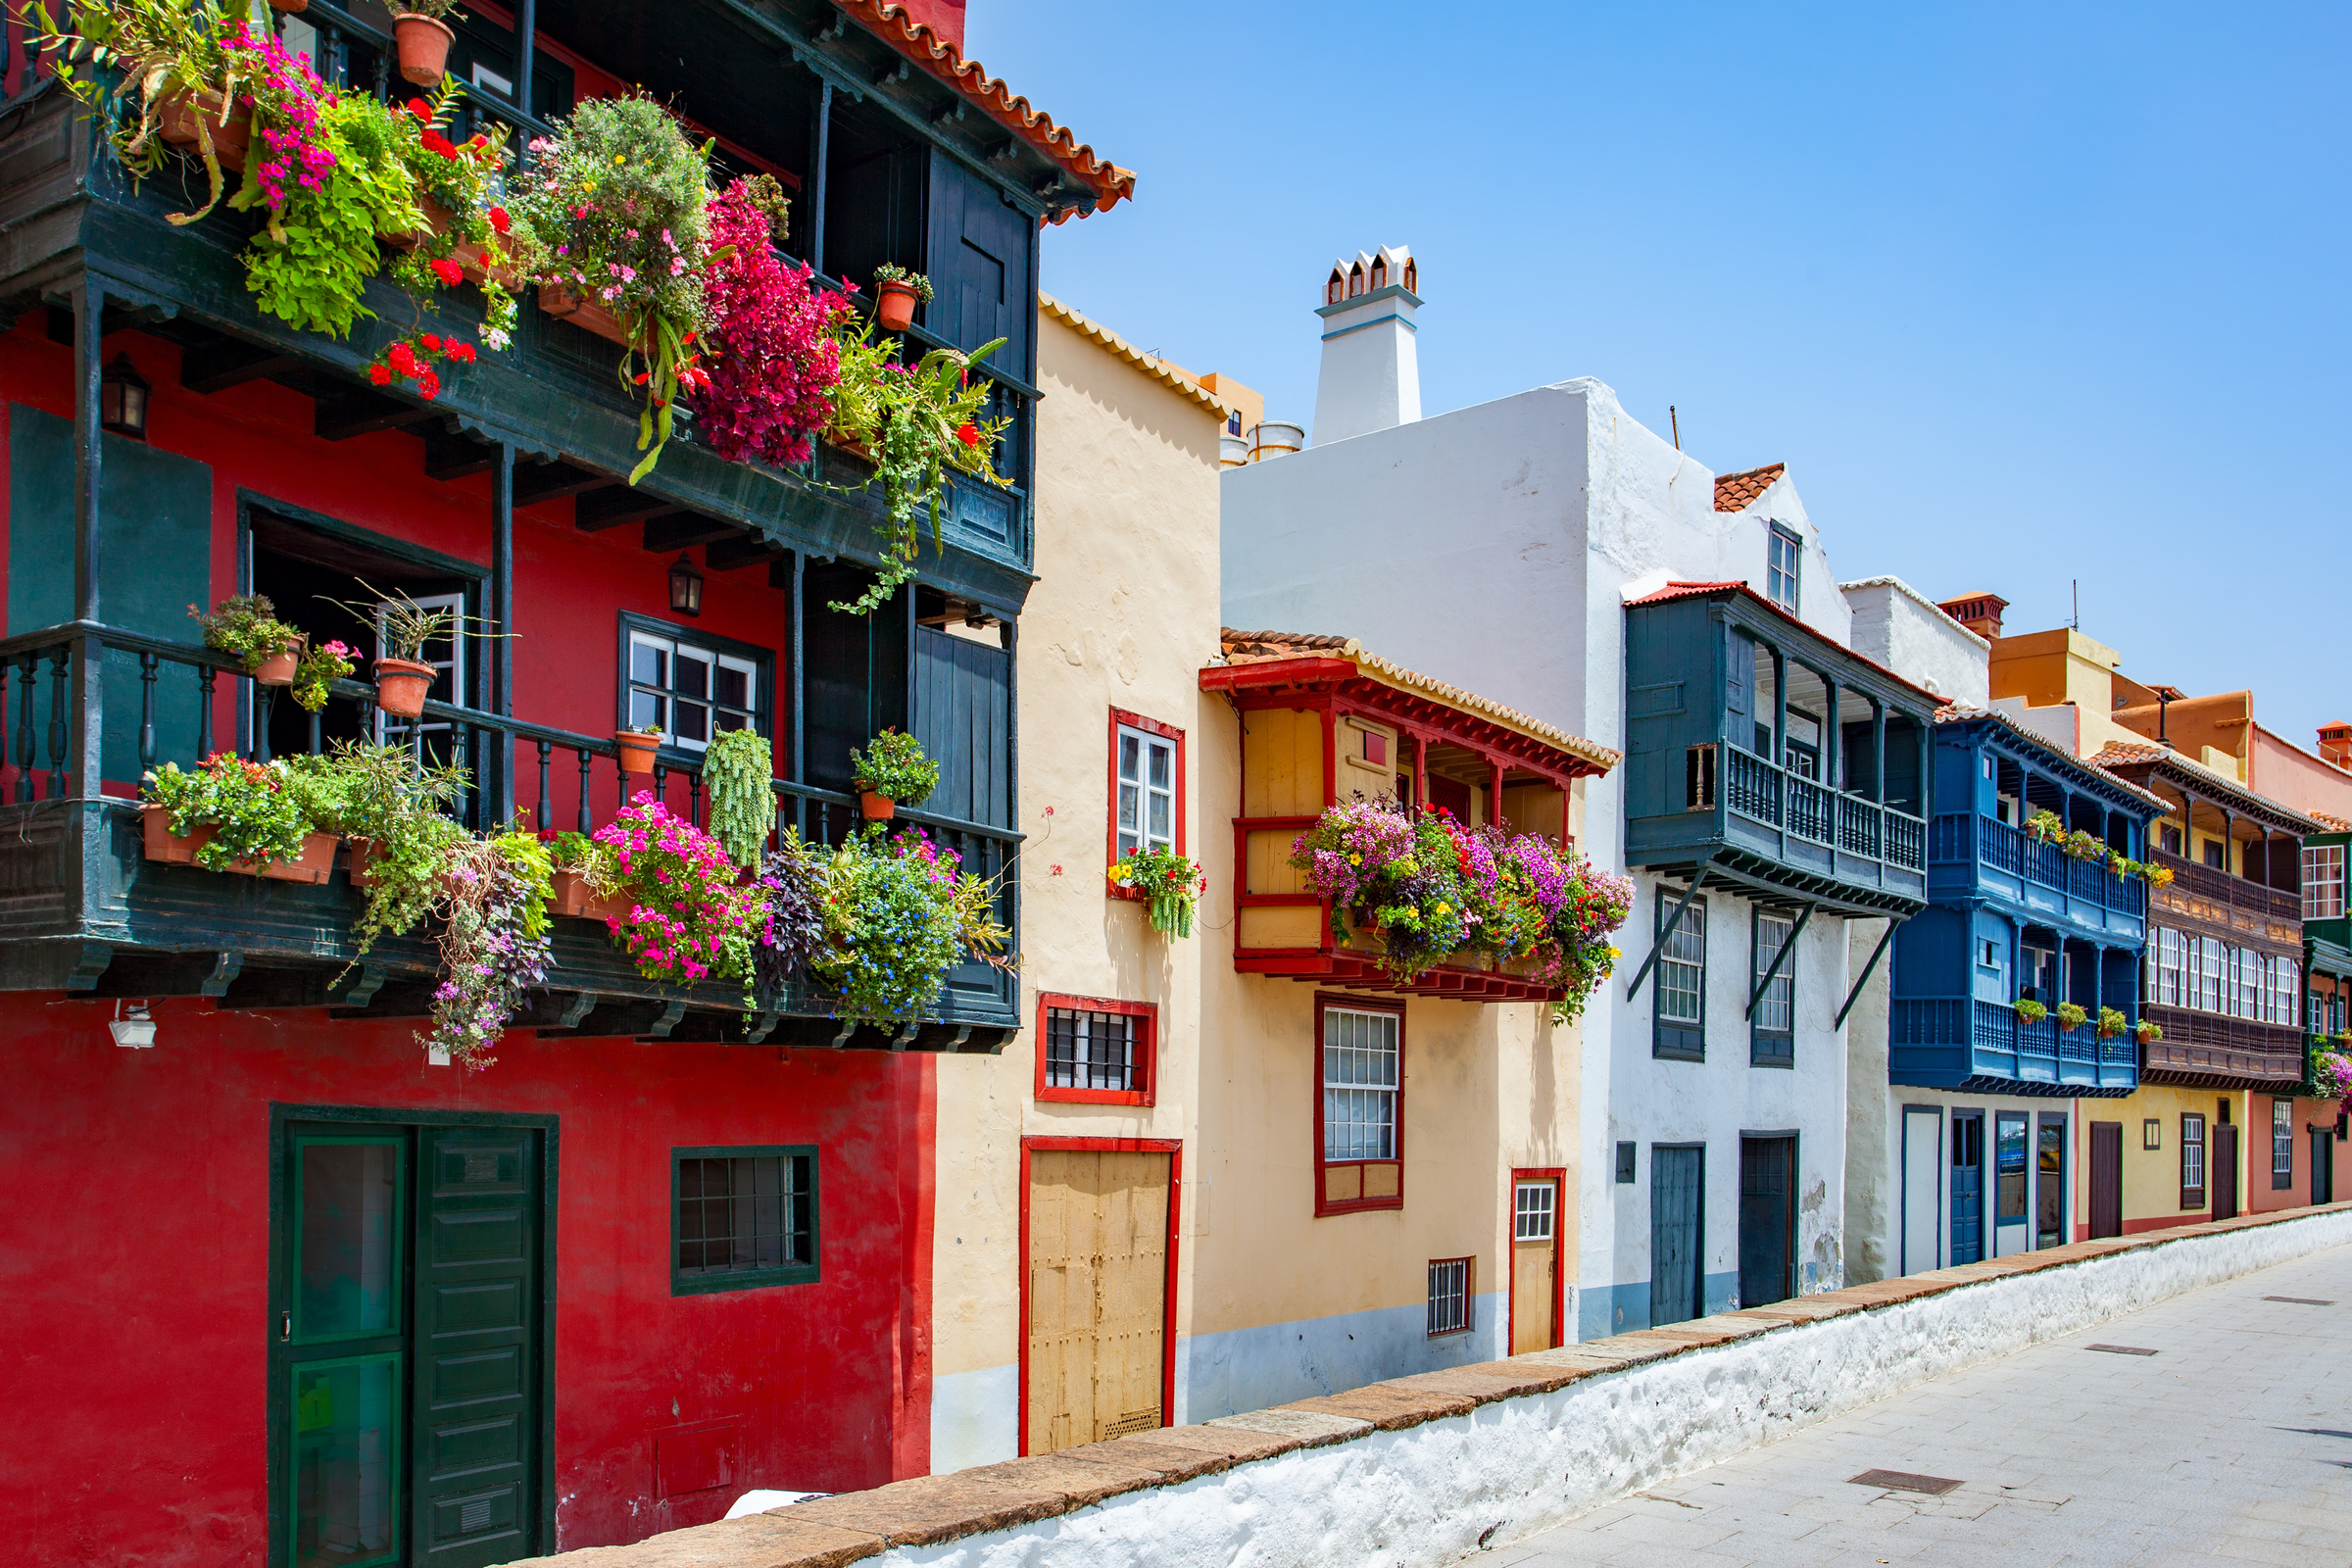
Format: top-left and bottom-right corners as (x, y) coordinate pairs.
(1311, 245), (1420, 446)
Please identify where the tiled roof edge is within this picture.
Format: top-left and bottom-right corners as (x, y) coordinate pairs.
(1038, 295), (1229, 416)
(1932, 707), (2172, 810)
(1838, 575), (1993, 654)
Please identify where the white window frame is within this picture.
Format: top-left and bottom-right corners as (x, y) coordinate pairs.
(626, 626), (759, 755)
(2274, 1097), (2294, 1183)
(1321, 1006), (1399, 1162)
(1657, 898), (1707, 1027)
(2181, 1113), (2206, 1200)
(1115, 722), (1177, 859)
(1765, 523), (1801, 613)
(1513, 1181), (1556, 1242)
(2306, 845), (2347, 920)
(1752, 909), (1795, 1036)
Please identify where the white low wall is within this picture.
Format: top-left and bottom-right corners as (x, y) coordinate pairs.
(882, 1209), (2352, 1568)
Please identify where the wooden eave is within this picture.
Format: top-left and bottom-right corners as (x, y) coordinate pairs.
(1234, 950), (1563, 1005)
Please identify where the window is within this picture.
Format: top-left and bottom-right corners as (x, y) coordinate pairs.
(1109, 710), (1183, 869)
(1766, 523), (1801, 612)
(2180, 1114), (2206, 1209)
(1514, 1182), (1556, 1241)
(623, 616), (763, 756)
(2143, 1118), (2162, 1151)
(1226, 409), (1243, 436)
(2193, 937), (2226, 1013)
(2203, 838), (2227, 870)
(2306, 845), (2347, 918)
(1750, 908), (1795, 1067)
(1995, 1112), (2029, 1222)
(2160, 823), (2181, 855)
(2274, 1099), (2294, 1189)
(1034, 994), (1155, 1105)
(1318, 1000), (1403, 1213)
(1980, 938), (2001, 970)
(2231, 948), (2261, 1020)
(2022, 942), (2057, 1003)
(2148, 928), (2185, 1006)
(1615, 1142), (1638, 1183)
(672, 1147), (817, 1295)
(1426, 1257), (1473, 1337)
(2267, 956), (2300, 1027)
(1653, 891), (1707, 1060)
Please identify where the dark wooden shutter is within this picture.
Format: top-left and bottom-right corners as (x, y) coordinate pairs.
(2212, 1123), (2239, 1222)
(1737, 1136), (1795, 1308)
(412, 1124), (543, 1567)
(1948, 1114), (1984, 1265)
(913, 626), (1015, 1019)
(2088, 1122), (2122, 1239)
(1649, 1145), (1704, 1326)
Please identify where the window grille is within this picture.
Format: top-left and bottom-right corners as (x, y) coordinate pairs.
(1116, 724), (1177, 858)
(674, 1149), (816, 1292)
(2306, 845), (2347, 919)
(1045, 1006), (1139, 1093)
(1513, 1182), (1555, 1242)
(1322, 1007), (1398, 1161)
(1426, 1257), (1472, 1337)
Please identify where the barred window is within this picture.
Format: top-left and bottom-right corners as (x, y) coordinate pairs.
(1751, 910), (1795, 1067)
(673, 1148), (817, 1294)
(2306, 845), (2346, 920)
(1323, 1007), (1399, 1161)
(1426, 1256), (1473, 1337)
(1513, 1182), (1555, 1242)
(1046, 1006), (1138, 1093)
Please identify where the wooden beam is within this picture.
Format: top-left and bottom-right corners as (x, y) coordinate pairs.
(574, 484), (681, 531)
(643, 514), (740, 553)
(423, 430), (497, 481)
(179, 337), (298, 394)
(514, 462), (611, 507)
(1745, 903), (1813, 1019)
(328, 978), (441, 1019)
(1626, 858), (1713, 1000)
(87, 950), (242, 999)
(315, 391), (438, 441)
(214, 962), (390, 1010)
(707, 532), (787, 571)
(1836, 921), (1898, 1029)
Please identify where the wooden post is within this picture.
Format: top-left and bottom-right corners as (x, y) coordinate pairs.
(1771, 645), (1788, 767)
(492, 443), (515, 824)
(788, 551), (806, 836)
(1823, 676), (1841, 791)
(808, 80), (833, 276)
(1488, 760), (1504, 832)
(70, 272), (104, 801)
(1871, 695), (1886, 803)
(513, 0), (536, 125)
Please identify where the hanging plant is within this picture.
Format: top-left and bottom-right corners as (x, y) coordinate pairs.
(384, 84), (521, 348)
(2135, 1017), (2163, 1044)
(2096, 1005), (2130, 1040)
(1108, 846), (1204, 938)
(752, 828), (827, 1000)
(692, 176), (850, 467)
(703, 726), (775, 870)
(2012, 997), (2048, 1025)
(281, 741), (467, 954)
(870, 263), (932, 331)
(593, 793), (770, 1004)
(2054, 1001), (2088, 1032)
(807, 824), (1010, 1026)
(419, 832), (553, 1070)
(288, 637), (357, 711)
(189, 592), (302, 671)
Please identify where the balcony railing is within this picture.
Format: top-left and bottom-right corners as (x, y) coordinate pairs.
(0, 619), (1019, 1029)
(1936, 814), (2147, 920)
(1973, 999), (2137, 1072)
(2139, 1004), (2306, 1084)
(1721, 745), (1924, 871)
(2150, 851), (2299, 926)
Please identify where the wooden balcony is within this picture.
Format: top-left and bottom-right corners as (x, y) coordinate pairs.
(2139, 1004), (2306, 1088)
(2149, 851), (2302, 944)
(1888, 997), (2139, 1096)
(1927, 812), (2148, 942)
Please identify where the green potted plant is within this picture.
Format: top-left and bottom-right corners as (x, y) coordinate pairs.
(189, 594), (304, 685)
(2054, 1001), (2088, 1032)
(2096, 1005), (2130, 1040)
(2012, 997), (2049, 1025)
(703, 726), (774, 869)
(2135, 1017), (2164, 1045)
(289, 638), (357, 712)
(849, 728), (939, 820)
(546, 829), (623, 920)
(142, 753), (337, 881)
(1108, 845), (1205, 938)
(386, 0), (459, 85)
(806, 824), (1010, 1025)
(323, 583), (503, 719)
(870, 264), (932, 332)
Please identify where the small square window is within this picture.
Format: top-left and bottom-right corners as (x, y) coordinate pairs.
(2143, 1118), (2162, 1151)
(1615, 1142), (1638, 1183)
(1426, 1256), (1473, 1337)
(672, 1147), (817, 1295)
(1979, 939), (2000, 969)
(1034, 994), (1155, 1105)
(1513, 1181), (1556, 1242)
(1108, 710), (1185, 898)
(1766, 523), (1801, 612)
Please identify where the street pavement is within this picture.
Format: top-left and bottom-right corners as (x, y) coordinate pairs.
(1471, 1245), (2352, 1567)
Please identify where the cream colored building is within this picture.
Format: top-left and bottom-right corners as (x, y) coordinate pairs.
(927, 296), (1615, 1469)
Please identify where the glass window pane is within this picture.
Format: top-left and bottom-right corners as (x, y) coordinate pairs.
(292, 1353), (401, 1568)
(674, 703), (710, 745)
(1148, 791), (1171, 844)
(713, 662), (751, 710)
(1119, 733), (1142, 784)
(630, 691), (666, 734)
(630, 639), (669, 688)
(1148, 738), (1172, 791)
(298, 1142), (400, 1339)
(1119, 783), (1140, 833)
(674, 651), (711, 702)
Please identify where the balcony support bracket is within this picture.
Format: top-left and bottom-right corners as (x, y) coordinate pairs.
(1745, 904), (1813, 1020)
(199, 950), (244, 999)
(1625, 855), (1713, 1000)
(63, 940), (115, 993)
(1837, 921), (1898, 1030)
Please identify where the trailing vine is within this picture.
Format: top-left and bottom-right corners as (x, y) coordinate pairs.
(703, 726), (774, 870)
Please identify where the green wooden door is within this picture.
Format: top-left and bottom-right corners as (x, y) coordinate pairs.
(274, 1120), (545, 1568)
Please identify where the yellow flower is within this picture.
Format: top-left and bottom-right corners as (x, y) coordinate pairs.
(1607, 946), (1621, 958)
(1435, 902), (1450, 914)
(1348, 853), (1361, 864)
(612, 153), (626, 166)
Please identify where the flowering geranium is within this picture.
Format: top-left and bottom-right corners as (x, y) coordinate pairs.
(384, 83), (522, 350)
(143, 751), (312, 870)
(290, 638), (357, 712)
(1108, 846), (1205, 938)
(694, 176), (852, 467)
(594, 793), (771, 1004)
(368, 329), (477, 399)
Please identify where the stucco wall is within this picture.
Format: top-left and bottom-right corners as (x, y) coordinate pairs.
(1839, 577), (1989, 707)
(927, 307), (1225, 1468)
(2248, 724), (2352, 819)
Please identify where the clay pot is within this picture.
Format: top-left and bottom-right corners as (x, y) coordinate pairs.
(538, 283), (639, 348)
(392, 14), (455, 87)
(250, 636), (304, 688)
(859, 790), (896, 821)
(874, 280), (920, 333)
(270, 0), (308, 12)
(346, 836), (377, 888)
(551, 868), (623, 921)
(141, 803), (213, 864)
(153, 90), (250, 171)
(614, 730), (662, 774)
(139, 805), (336, 882)
(373, 658), (437, 718)
(258, 832), (340, 884)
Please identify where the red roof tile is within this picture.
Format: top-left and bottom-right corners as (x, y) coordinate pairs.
(1621, 580), (1745, 609)
(844, 2), (1136, 222)
(1713, 463), (1785, 513)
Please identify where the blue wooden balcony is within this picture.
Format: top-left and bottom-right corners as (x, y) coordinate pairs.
(1890, 997), (2139, 1095)
(1930, 812), (2147, 944)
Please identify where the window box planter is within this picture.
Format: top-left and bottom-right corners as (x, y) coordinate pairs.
(154, 90), (250, 172)
(384, 199), (517, 290)
(549, 868), (623, 922)
(538, 283), (641, 350)
(140, 805), (337, 882)
(345, 836), (377, 888)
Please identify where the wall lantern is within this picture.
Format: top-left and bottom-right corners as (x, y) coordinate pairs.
(110, 999), (157, 1049)
(667, 552), (704, 618)
(100, 354), (150, 440)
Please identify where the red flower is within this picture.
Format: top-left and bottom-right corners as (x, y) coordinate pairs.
(417, 371), (441, 401)
(420, 332), (440, 351)
(956, 422), (980, 448)
(428, 257), (465, 286)
(406, 98), (430, 120)
(368, 363), (393, 385)
(446, 341), (475, 364)
(487, 205), (511, 235)
(387, 343), (419, 376)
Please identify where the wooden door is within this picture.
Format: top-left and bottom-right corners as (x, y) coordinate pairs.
(1509, 1177), (1560, 1354)
(2088, 1122), (2123, 1239)
(1949, 1113), (1984, 1265)
(1900, 1109), (1940, 1274)
(2314, 1128), (2335, 1207)
(1649, 1145), (1704, 1327)
(2034, 1113), (2067, 1249)
(1026, 1151), (1170, 1455)
(1738, 1136), (1795, 1306)
(2213, 1123), (2239, 1221)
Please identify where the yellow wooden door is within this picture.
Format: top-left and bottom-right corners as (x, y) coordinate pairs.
(1026, 1150), (1170, 1454)
(1510, 1177), (1559, 1354)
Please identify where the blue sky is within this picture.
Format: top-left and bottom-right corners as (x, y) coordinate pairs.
(972, 3), (2351, 754)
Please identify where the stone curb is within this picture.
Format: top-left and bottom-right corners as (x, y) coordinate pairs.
(498, 1200), (2352, 1567)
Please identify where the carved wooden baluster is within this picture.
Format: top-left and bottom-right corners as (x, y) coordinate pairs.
(535, 740), (552, 835)
(651, 763), (668, 818)
(308, 707), (323, 757)
(15, 653), (34, 803)
(575, 747), (593, 834)
(197, 665), (216, 762)
(687, 770), (702, 829)
(137, 652), (158, 774)
(252, 685), (275, 764)
(46, 646), (69, 799)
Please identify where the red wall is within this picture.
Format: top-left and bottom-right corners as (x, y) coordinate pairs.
(0, 996), (936, 1565)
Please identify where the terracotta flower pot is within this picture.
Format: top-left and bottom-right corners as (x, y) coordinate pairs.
(346, 836), (377, 888)
(141, 803), (214, 864)
(859, 790), (896, 821)
(392, 14), (455, 87)
(384, 199), (520, 290)
(614, 730), (662, 774)
(538, 283), (640, 348)
(550, 868), (625, 921)
(874, 280), (920, 332)
(153, 90), (250, 171)
(250, 636), (305, 688)
(256, 832), (340, 884)
(270, 0), (307, 12)
(373, 657), (437, 718)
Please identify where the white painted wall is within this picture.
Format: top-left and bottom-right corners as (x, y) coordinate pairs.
(1840, 577), (1989, 707)
(1311, 281), (1421, 446)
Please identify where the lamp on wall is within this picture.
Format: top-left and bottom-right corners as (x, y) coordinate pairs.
(667, 552), (705, 618)
(99, 355), (150, 440)
(109, 999), (157, 1049)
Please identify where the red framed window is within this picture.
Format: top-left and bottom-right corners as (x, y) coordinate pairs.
(1034, 993), (1156, 1105)
(1107, 708), (1185, 902)
(1426, 1256), (1473, 1337)
(1316, 994), (1403, 1214)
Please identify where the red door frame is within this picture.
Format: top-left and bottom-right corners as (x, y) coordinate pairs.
(1015, 1136), (1184, 1457)
(1507, 1166), (1567, 1351)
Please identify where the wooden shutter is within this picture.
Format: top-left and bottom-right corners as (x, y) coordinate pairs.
(2088, 1122), (2122, 1239)
(1649, 1146), (1704, 1326)
(1026, 1151), (1169, 1455)
(2212, 1123), (2239, 1222)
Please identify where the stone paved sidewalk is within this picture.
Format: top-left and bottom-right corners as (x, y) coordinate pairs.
(1477, 1246), (2352, 1568)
